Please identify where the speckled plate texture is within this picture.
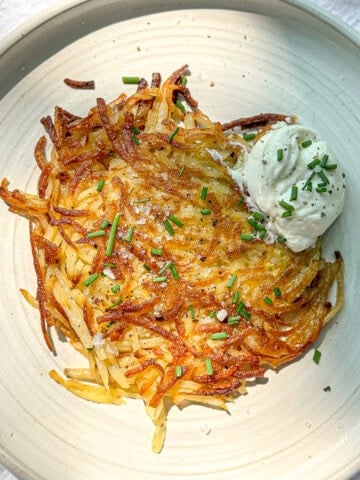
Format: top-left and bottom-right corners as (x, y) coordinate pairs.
(0, 1), (359, 479)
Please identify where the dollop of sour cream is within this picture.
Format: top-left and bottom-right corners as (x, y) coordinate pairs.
(229, 124), (346, 252)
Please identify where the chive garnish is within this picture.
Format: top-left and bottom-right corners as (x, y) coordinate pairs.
(316, 186), (327, 193)
(151, 248), (163, 256)
(232, 291), (240, 304)
(169, 215), (184, 227)
(134, 198), (150, 204)
(279, 199), (295, 217)
(282, 211), (293, 218)
(318, 170), (329, 184)
(131, 126), (141, 135)
(158, 262), (171, 275)
(205, 358), (214, 375)
(324, 163), (337, 171)
(153, 276), (168, 283)
(108, 296), (122, 309)
(111, 284), (120, 293)
(247, 217), (265, 231)
(180, 76), (187, 86)
(87, 230), (106, 238)
(290, 185), (298, 201)
(277, 148), (284, 161)
(175, 99), (186, 113)
(240, 233), (254, 241)
(143, 263), (151, 272)
(132, 135), (140, 146)
(302, 172), (315, 191)
(302, 139), (312, 148)
(253, 211), (264, 221)
(259, 229), (267, 240)
(100, 220), (109, 229)
(228, 315), (241, 325)
(227, 274), (237, 288)
(320, 154), (329, 168)
(178, 165), (186, 177)
(122, 76), (140, 84)
(209, 311), (216, 318)
(307, 158), (321, 169)
(264, 296), (273, 305)
(237, 196), (244, 207)
(164, 220), (175, 236)
(106, 213), (121, 257)
(96, 179), (105, 192)
(124, 226), (135, 243)
(189, 305), (195, 319)
(243, 132), (256, 141)
(83, 273), (99, 287)
(313, 348), (321, 364)
(103, 262), (116, 268)
(274, 287), (282, 297)
(200, 186), (208, 200)
(277, 237), (287, 243)
(169, 126), (179, 141)
(200, 208), (211, 215)
(169, 263), (180, 280)
(175, 365), (183, 378)
(237, 303), (251, 320)
(210, 332), (229, 340)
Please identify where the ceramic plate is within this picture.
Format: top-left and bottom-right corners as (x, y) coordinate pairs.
(0, 1), (359, 479)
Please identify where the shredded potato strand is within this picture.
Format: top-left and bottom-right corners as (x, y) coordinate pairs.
(0, 66), (344, 452)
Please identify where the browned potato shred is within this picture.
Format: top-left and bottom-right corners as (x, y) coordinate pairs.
(0, 65), (343, 452)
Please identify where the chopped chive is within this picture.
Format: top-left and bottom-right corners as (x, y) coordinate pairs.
(131, 126), (141, 135)
(124, 226), (135, 243)
(96, 179), (105, 192)
(305, 181), (313, 192)
(103, 262), (116, 268)
(143, 263), (151, 272)
(307, 158), (321, 169)
(232, 291), (240, 304)
(132, 135), (140, 146)
(152, 276), (167, 283)
(302, 139), (313, 148)
(200, 186), (208, 200)
(281, 210), (293, 218)
(290, 185), (298, 201)
(151, 248), (163, 256)
(228, 315), (241, 325)
(169, 126), (179, 141)
(169, 215), (184, 227)
(324, 163), (338, 171)
(205, 357), (214, 375)
(178, 165), (186, 177)
(164, 219), (175, 236)
(111, 284), (121, 293)
(122, 76), (140, 84)
(87, 230), (106, 238)
(240, 233), (254, 241)
(274, 287), (282, 297)
(83, 273), (99, 287)
(210, 332), (229, 340)
(227, 274), (237, 288)
(100, 220), (110, 229)
(259, 229), (267, 240)
(175, 99), (185, 113)
(180, 76), (187, 86)
(134, 198), (150, 204)
(189, 305), (195, 319)
(279, 199), (295, 212)
(316, 186), (327, 193)
(277, 237), (287, 243)
(108, 296), (122, 309)
(320, 154), (329, 167)
(158, 262), (171, 275)
(247, 217), (265, 231)
(318, 170), (329, 184)
(237, 303), (251, 320)
(253, 211), (264, 221)
(237, 196), (244, 207)
(209, 311), (216, 318)
(169, 263), (180, 280)
(313, 348), (321, 364)
(106, 212), (121, 257)
(200, 208), (211, 215)
(302, 172), (315, 190)
(277, 148), (284, 161)
(86, 347), (94, 351)
(243, 132), (256, 141)
(264, 296), (273, 305)
(175, 365), (183, 378)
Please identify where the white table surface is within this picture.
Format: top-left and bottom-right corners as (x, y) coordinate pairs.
(0, 0), (359, 479)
